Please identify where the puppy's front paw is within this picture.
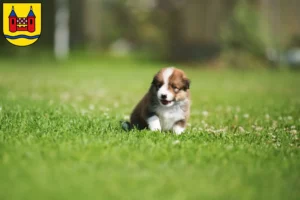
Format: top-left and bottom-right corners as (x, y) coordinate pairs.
(149, 125), (161, 132)
(147, 115), (161, 132)
(173, 125), (185, 135)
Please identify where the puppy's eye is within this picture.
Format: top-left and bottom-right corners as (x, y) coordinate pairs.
(156, 83), (163, 89)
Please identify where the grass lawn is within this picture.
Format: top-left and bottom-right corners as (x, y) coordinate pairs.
(0, 57), (299, 200)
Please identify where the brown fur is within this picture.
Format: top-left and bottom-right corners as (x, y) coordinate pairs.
(129, 92), (151, 130)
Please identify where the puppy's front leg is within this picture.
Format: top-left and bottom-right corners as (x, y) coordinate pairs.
(173, 120), (186, 135)
(147, 115), (161, 131)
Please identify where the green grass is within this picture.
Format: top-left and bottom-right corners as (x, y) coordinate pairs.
(0, 57), (299, 200)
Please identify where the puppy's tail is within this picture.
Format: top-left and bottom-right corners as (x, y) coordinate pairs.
(120, 121), (133, 132)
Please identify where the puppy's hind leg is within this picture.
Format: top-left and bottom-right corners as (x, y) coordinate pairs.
(121, 121), (132, 131)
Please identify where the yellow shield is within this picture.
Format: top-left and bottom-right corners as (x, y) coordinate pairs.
(3, 3), (41, 47)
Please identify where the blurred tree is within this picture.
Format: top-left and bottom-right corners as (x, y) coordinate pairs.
(54, 0), (70, 60)
(83, 0), (102, 50)
(69, 0), (85, 50)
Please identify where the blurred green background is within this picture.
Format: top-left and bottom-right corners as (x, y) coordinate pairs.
(1, 0), (300, 68)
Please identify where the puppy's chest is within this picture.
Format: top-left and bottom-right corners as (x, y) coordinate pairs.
(155, 105), (185, 130)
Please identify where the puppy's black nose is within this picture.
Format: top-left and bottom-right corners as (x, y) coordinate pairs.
(161, 94), (167, 99)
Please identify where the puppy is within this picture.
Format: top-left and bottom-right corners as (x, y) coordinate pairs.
(122, 67), (191, 135)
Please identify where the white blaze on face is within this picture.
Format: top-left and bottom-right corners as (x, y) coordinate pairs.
(157, 67), (174, 106)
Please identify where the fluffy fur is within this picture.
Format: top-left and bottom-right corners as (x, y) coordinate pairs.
(122, 67), (191, 135)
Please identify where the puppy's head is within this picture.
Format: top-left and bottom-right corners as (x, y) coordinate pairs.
(151, 67), (190, 107)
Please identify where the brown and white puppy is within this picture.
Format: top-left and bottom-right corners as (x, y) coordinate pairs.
(122, 67), (191, 135)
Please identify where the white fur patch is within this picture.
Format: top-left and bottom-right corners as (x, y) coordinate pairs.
(147, 115), (161, 131)
(157, 67), (174, 105)
(155, 100), (187, 131)
(173, 125), (185, 135)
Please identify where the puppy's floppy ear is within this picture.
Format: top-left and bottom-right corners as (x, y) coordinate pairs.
(183, 78), (191, 90)
(151, 73), (159, 85)
(151, 76), (157, 85)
